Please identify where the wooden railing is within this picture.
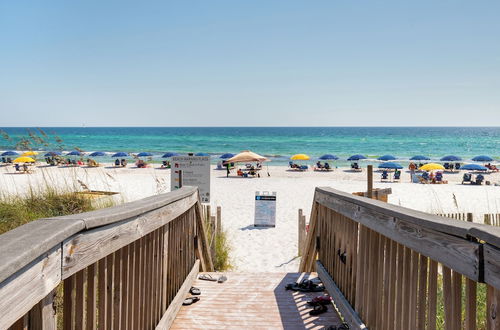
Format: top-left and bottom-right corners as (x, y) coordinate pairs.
(0, 186), (212, 330)
(300, 187), (500, 330)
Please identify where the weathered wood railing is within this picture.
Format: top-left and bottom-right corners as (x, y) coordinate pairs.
(300, 187), (500, 330)
(0, 186), (212, 330)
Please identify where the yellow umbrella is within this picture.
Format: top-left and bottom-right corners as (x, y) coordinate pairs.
(13, 156), (36, 163)
(290, 154), (310, 160)
(21, 151), (38, 156)
(419, 163), (445, 171)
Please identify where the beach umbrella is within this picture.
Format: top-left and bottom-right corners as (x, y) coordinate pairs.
(89, 151), (106, 157)
(472, 155), (493, 162)
(13, 156), (35, 163)
(347, 154), (367, 161)
(410, 155), (430, 161)
(137, 152), (153, 157)
(1, 151), (19, 156)
(67, 151), (83, 156)
(461, 164), (488, 171)
(378, 155), (397, 161)
(419, 163), (445, 171)
(112, 152), (129, 158)
(319, 154), (339, 160)
(162, 152), (179, 158)
(378, 162), (403, 169)
(290, 154), (310, 160)
(227, 150), (268, 163)
(220, 153), (235, 159)
(440, 155), (462, 162)
(195, 152), (209, 156)
(44, 151), (61, 156)
(21, 151), (38, 156)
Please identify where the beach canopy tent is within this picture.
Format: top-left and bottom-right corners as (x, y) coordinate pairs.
(220, 153), (235, 159)
(319, 154), (338, 160)
(195, 152), (209, 156)
(162, 152), (179, 158)
(290, 154), (310, 160)
(347, 154), (367, 161)
(410, 155), (430, 161)
(1, 151), (19, 156)
(13, 157), (35, 163)
(378, 155), (397, 161)
(461, 164), (488, 171)
(227, 150), (268, 163)
(440, 155), (462, 162)
(472, 155), (493, 162)
(67, 151), (83, 156)
(112, 152), (129, 158)
(89, 151), (106, 157)
(378, 162), (403, 169)
(419, 163), (445, 171)
(44, 151), (61, 156)
(137, 152), (153, 157)
(21, 151), (38, 157)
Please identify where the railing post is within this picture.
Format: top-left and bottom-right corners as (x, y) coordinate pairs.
(367, 165), (373, 199)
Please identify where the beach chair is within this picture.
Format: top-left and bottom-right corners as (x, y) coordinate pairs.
(444, 163), (450, 170)
(351, 163), (362, 171)
(418, 175), (429, 184)
(300, 165), (308, 171)
(394, 171), (401, 182)
(435, 172), (443, 183)
(462, 173), (472, 185)
(7, 158), (12, 163)
(455, 163), (461, 170)
(381, 171), (389, 182)
(476, 174), (484, 185)
(324, 163), (331, 171)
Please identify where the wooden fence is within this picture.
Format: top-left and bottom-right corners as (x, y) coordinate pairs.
(0, 186), (212, 330)
(201, 205), (222, 262)
(300, 187), (500, 330)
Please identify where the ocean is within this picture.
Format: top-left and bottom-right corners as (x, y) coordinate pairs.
(1, 127), (499, 166)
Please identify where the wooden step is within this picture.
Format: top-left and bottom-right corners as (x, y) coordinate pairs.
(171, 272), (342, 330)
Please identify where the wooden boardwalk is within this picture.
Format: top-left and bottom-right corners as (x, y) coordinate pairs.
(171, 272), (342, 329)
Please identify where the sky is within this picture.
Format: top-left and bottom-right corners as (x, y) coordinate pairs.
(0, 1), (499, 127)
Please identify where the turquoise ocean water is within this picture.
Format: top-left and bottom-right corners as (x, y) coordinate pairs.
(1, 127), (500, 166)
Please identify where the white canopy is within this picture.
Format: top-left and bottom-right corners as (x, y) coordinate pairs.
(227, 150), (269, 163)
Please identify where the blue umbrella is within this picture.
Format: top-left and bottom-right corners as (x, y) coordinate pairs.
(461, 164), (488, 171)
(378, 162), (403, 169)
(441, 155), (462, 162)
(162, 152), (179, 158)
(89, 151), (106, 157)
(112, 152), (129, 158)
(472, 155), (493, 162)
(378, 155), (397, 161)
(195, 152), (209, 156)
(67, 151), (83, 156)
(410, 155), (430, 161)
(319, 154), (339, 160)
(348, 154), (367, 161)
(44, 151), (61, 156)
(137, 152), (153, 157)
(1, 151), (19, 156)
(220, 153), (235, 159)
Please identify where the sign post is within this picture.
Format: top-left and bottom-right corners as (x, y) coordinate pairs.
(254, 191), (277, 227)
(171, 156), (211, 203)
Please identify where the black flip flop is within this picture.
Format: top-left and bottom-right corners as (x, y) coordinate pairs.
(182, 296), (200, 306)
(190, 287), (201, 295)
(309, 304), (328, 316)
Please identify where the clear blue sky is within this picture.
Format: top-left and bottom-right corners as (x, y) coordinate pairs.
(1, 1), (499, 126)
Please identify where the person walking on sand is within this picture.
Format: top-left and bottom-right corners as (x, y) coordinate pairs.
(225, 161), (230, 177)
(409, 162), (416, 180)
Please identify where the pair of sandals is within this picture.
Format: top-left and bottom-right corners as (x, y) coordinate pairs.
(183, 287), (201, 306)
(198, 274), (227, 283)
(307, 295), (332, 316)
(285, 279), (325, 292)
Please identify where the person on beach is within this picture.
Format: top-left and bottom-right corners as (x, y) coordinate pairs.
(225, 162), (230, 177)
(409, 162), (416, 179)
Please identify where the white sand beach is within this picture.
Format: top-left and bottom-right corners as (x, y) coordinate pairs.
(2, 164), (500, 272)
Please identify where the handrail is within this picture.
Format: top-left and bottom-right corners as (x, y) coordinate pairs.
(0, 186), (212, 330)
(301, 186), (500, 329)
